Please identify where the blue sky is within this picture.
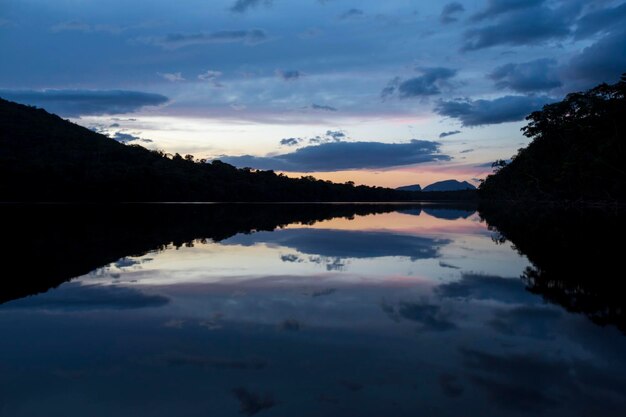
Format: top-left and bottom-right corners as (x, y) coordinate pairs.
(1, 0), (624, 186)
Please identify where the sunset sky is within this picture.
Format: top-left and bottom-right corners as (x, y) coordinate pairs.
(1, 0), (624, 187)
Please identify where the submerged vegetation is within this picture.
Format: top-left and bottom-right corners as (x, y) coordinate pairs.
(479, 75), (626, 202)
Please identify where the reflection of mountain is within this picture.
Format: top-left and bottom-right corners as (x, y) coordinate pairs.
(479, 204), (626, 332)
(423, 207), (475, 220)
(225, 229), (450, 260)
(1, 203), (458, 304)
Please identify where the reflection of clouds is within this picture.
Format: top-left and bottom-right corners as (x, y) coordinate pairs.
(382, 300), (457, 331)
(439, 373), (464, 398)
(0, 283), (169, 311)
(278, 318), (301, 331)
(460, 347), (626, 413)
(232, 387), (276, 416)
(226, 228), (450, 260)
(489, 306), (562, 339)
(167, 355), (267, 371)
(163, 319), (185, 329)
(436, 273), (538, 304)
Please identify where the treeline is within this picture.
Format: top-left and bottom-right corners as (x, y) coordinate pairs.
(0, 98), (474, 202)
(479, 75), (626, 202)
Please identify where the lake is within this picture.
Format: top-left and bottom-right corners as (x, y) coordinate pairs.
(0, 203), (624, 416)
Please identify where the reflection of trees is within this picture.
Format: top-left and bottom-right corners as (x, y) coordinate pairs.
(479, 203), (626, 332)
(1, 203), (463, 304)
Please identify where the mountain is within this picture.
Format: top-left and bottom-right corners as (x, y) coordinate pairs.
(423, 180), (476, 192)
(396, 184), (421, 192)
(479, 75), (626, 202)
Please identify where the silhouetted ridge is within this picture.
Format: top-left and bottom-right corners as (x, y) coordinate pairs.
(0, 98), (476, 202)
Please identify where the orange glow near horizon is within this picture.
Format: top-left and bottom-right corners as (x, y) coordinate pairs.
(279, 164), (493, 188)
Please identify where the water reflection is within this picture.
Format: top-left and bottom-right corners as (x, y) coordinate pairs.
(0, 203), (624, 416)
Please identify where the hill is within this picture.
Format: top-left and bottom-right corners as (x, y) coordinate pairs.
(423, 180), (476, 192)
(396, 184), (421, 192)
(479, 75), (626, 202)
(0, 98), (475, 202)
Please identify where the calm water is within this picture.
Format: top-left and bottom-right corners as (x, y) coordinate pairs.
(0, 203), (624, 416)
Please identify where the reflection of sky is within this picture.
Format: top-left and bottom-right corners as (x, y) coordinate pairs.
(1, 207), (625, 416)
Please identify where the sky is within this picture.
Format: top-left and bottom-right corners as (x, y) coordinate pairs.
(1, 0), (625, 187)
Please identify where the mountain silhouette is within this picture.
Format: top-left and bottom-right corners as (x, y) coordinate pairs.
(423, 180), (476, 192)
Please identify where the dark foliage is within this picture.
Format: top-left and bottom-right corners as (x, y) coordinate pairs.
(479, 75), (626, 202)
(0, 98), (475, 202)
(479, 203), (626, 332)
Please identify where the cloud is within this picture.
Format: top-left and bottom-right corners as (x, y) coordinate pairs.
(198, 70), (224, 87)
(439, 130), (461, 138)
(311, 130), (345, 143)
(142, 29), (269, 49)
(276, 69), (301, 81)
(158, 72), (185, 82)
(51, 21), (124, 34)
(230, 0), (272, 13)
(111, 132), (153, 144)
(339, 8), (364, 20)
(489, 59), (562, 92)
(489, 305), (562, 339)
(565, 29), (626, 85)
(383, 67), (457, 99)
(435, 95), (554, 126)
(440, 2), (465, 24)
(471, 0), (544, 21)
(462, 5), (573, 51)
(219, 139), (450, 171)
(225, 228), (450, 260)
(279, 137), (302, 146)
(0, 89), (169, 117)
(311, 103), (338, 111)
(1, 283), (169, 311)
(574, 2), (626, 39)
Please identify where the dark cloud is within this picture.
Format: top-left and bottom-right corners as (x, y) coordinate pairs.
(310, 103), (338, 111)
(276, 69), (301, 81)
(565, 29), (626, 86)
(459, 148), (474, 153)
(339, 8), (364, 20)
(142, 30), (269, 49)
(382, 300), (457, 331)
(0, 89), (168, 117)
(225, 228), (450, 260)
(230, 0), (272, 13)
(307, 130), (344, 144)
(439, 261), (461, 269)
(439, 130), (461, 138)
(462, 5), (573, 51)
(383, 67), (457, 99)
(232, 387), (276, 416)
(1, 283), (169, 311)
(471, 0), (544, 21)
(435, 95), (554, 126)
(111, 132), (153, 144)
(440, 2), (465, 24)
(436, 273), (538, 304)
(574, 2), (626, 39)
(489, 59), (562, 92)
(219, 139), (450, 171)
(279, 137), (302, 146)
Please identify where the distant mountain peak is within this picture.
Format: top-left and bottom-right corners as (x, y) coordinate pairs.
(423, 180), (476, 192)
(395, 184), (421, 192)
